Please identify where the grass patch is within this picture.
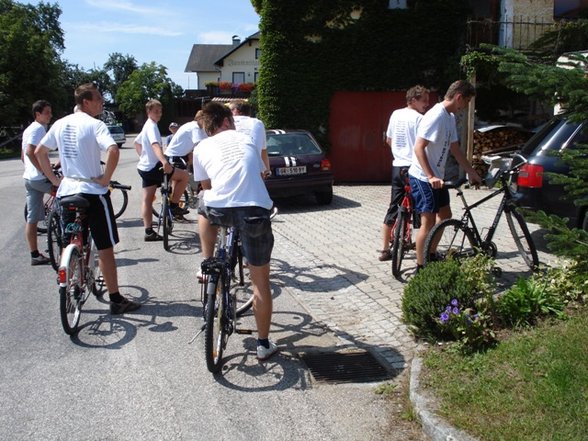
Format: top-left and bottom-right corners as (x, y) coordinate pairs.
(0, 147), (20, 160)
(421, 307), (588, 441)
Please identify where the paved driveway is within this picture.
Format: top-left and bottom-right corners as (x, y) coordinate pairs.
(269, 184), (553, 371)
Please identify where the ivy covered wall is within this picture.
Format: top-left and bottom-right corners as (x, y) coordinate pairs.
(251, 0), (471, 143)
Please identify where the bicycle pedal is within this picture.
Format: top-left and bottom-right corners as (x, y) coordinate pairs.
(235, 328), (254, 335)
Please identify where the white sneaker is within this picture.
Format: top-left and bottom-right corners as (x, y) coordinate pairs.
(256, 340), (279, 361)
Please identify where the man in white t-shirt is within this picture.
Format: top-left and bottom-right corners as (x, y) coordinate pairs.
(378, 86), (429, 262)
(21, 100), (53, 265)
(193, 102), (278, 361)
(136, 99), (190, 241)
(408, 80), (482, 272)
(228, 99), (270, 175)
(164, 111), (208, 169)
(35, 83), (140, 315)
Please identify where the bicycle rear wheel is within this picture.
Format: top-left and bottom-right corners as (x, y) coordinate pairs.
(505, 208), (539, 270)
(110, 187), (128, 219)
(204, 276), (227, 373)
(234, 247), (253, 316)
(47, 209), (63, 271)
(59, 245), (83, 335)
(391, 210), (409, 277)
(425, 219), (478, 264)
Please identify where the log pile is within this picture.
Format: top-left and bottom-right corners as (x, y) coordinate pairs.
(472, 127), (532, 178)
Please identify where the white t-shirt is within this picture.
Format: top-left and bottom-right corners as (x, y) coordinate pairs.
(22, 121), (47, 181)
(193, 130), (272, 210)
(409, 102), (458, 182)
(40, 112), (116, 197)
(233, 115), (266, 154)
(386, 107), (423, 167)
(137, 118), (163, 171)
(164, 121), (207, 157)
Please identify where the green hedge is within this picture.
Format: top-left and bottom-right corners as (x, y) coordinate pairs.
(252, 0), (471, 146)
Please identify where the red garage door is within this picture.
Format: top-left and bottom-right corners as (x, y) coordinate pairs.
(328, 91), (436, 182)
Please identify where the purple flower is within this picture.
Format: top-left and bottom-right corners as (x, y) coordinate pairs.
(451, 299), (459, 307)
(446, 305), (452, 312)
(440, 312), (449, 323)
(452, 307), (460, 315)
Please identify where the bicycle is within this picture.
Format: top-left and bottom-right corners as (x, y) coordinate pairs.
(109, 180), (132, 219)
(46, 178), (131, 271)
(389, 173), (419, 278)
(197, 206), (280, 373)
(155, 171), (175, 251)
(57, 194), (103, 335)
(424, 155), (539, 271)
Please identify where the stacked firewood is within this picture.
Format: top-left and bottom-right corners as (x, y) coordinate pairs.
(471, 127), (532, 178)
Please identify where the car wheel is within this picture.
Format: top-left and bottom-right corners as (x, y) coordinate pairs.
(117, 143), (123, 148)
(315, 187), (333, 205)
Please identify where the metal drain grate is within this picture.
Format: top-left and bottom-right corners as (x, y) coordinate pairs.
(299, 350), (389, 384)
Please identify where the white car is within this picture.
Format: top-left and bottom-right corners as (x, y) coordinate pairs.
(107, 125), (126, 148)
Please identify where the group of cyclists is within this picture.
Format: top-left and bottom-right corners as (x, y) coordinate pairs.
(21, 84), (279, 361)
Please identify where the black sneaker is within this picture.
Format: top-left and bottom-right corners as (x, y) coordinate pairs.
(171, 205), (189, 216)
(378, 249), (392, 262)
(144, 231), (163, 242)
(110, 298), (141, 315)
(31, 253), (51, 266)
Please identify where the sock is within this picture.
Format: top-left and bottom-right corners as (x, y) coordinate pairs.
(257, 338), (269, 349)
(109, 292), (124, 303)
(31, 250), (40, 258)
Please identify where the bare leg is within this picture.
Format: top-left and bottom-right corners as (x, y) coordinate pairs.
(198, 214), (218, 258)
(98, 247), (119, 294)
(415, 212), (436, 266)
(249, 263), (272, 339)
(142, 185), (158, 229)
(25, 222), (40, 252)
(381, 223), (392, 252)
(170, 169), (189, 204)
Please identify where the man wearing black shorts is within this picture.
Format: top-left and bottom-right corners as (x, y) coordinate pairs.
(35, 83), (140, 315)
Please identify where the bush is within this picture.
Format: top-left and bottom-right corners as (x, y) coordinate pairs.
(497, 276), (566, 328)
(402, 257), (494, 341)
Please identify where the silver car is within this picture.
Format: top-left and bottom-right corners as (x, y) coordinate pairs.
(107, 125), (126, 148)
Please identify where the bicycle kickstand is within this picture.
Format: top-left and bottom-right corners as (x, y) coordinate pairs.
(188, 323), (206, 344)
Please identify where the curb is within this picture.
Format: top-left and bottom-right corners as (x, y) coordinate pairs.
(409, 357), (479, 441)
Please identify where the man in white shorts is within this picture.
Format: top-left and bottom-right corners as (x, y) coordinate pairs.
(35, 83), (140, 315)
(22, 99), (54, 265)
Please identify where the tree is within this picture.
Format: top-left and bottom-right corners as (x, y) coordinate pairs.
(0, 0), (65, 125)
(104, 52), (138, 103)
(116, 62), (183, 124)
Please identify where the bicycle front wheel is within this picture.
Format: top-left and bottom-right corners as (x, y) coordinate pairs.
(425, 219), (478, 264)
(505, 208), (539, 270)
(110, 188), (128, 219)
(204, 277), (226, 373)
(47, 209), (63, 271)
(391, 211), (409, 277)
(59, 245), (84, 335)
(162, 197), (171, 251)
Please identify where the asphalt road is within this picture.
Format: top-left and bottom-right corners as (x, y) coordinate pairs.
(0, 141), (410, 441)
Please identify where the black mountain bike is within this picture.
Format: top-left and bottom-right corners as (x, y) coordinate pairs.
(424, 156), (539, 271)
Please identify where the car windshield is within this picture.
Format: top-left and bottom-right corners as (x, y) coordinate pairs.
(521, 118), (581, 156)
(109, 126), (124, 134)
(266, 133), (322, 156)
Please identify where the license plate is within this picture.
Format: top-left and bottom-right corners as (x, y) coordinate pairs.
(276, 166), (306, 176)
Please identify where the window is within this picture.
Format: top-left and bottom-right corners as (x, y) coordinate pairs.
(232, 72), (245, 84)
(254, 72), (259, 83)
(255, 48), (261, 59)
(555, 0), (588, 19)
(388, 0), (407, 9)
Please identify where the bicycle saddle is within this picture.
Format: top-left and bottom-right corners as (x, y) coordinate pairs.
(59, 194), (90, 209)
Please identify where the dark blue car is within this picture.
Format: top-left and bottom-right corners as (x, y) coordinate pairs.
(513, 117), (587, 231)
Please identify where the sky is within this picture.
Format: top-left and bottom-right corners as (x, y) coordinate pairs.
(22, 0), (261, 90)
